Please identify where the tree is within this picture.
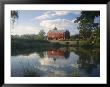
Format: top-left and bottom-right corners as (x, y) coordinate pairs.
(37, 30), (46, 40)
(75, 11), (100, 23)
(11, 11), (19, 28)
(53, 27), (57, 30)
(70, 34), (79, 40)
(74, 11), (100, 47)
(65, 30), (70, 40)
(75, 11), (100, 39)
(39, 30), (45, 36)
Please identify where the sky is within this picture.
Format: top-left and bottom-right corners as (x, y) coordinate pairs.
(11, 10), (99, 36)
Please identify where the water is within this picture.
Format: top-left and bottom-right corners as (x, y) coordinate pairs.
(11, 47), (100, 77)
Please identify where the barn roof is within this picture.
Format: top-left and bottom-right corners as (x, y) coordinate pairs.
(48, 30), (66, 33)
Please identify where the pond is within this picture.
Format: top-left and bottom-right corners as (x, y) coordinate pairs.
(11, 47), (100, 77)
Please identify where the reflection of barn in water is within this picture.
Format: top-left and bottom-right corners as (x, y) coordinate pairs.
(47, 49), (70, 60)
(48, 49), (64, 58)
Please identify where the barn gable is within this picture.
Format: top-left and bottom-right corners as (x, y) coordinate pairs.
(47, 28), (70, 40)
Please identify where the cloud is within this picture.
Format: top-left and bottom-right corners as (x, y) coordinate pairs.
(40, 19), (72, 29)
(35, 14), (51, 20)
(40, 19), (79, 35)
(72, 11), (81, 15)
(51, 11), (71, 16)
(35, 11), (81, 20)
(11, 25), (40, 35)
(53, 11), (81, 16)
(35, 11), (54, 20)
(94, 16), (100, 23)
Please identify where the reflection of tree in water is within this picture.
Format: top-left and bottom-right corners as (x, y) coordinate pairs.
(64, 46), (70, 59)
(11, 49), (35, 56)
(76, 48), (100, 76)
(64, 50), (70, 59)
(53, 58), (56, 62)
(37, 51), (45, 58)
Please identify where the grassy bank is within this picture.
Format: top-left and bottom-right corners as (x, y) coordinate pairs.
(11, 38), (100, 52)
(11, 38), (63, 49)
(49, 40), (100, 48)
(78, 40), (100, 48)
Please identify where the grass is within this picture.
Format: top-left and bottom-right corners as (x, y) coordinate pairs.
(78, 40), (100, 48)
(21, 60), (39, 77)
(23, 68), (36, 77)
(72, 68), (80, 77)
(11, 38), (62, 49)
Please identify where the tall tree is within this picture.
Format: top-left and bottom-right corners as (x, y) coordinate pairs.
(11, 11), (19, 28)
(37, 30), (46, 40)
(65, 30), (70, 39)
(75, 11), (100, 39)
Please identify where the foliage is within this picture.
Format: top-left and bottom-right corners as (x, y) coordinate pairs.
(23, 67), (37, 77)
(11, 35), (63, 53)
(70, 34), (79, 40)
(74, 11), (100, 47)
(36, 30), (46, 40)
(65, 30), (70, 39)
(75, 11), (100, 39)
(11, 11), (19, 23)
(22, 61), (39, 77)
(11, 11), (19, 28)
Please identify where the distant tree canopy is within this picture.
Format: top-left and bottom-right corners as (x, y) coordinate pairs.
(39, 30), (45, 36)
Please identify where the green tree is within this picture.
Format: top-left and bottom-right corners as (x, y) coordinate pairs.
(70, 34), (79, 40)
(65, 30), (70, 40)
(37, 30), (46, 40)
(75, 11), (100, 47)
(11, 11), (19, 28)
(75, 11), (100, 39)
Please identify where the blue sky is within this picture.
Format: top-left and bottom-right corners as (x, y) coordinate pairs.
(11, 10), (99, 35)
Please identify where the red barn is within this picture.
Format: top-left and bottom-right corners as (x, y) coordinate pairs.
(47, 27), (70, 40)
